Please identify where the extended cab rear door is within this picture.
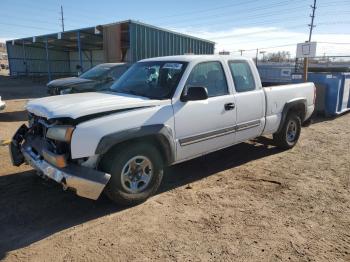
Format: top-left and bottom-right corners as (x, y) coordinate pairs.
(173, 60), (237, 162)
(228, 60), (265, 142)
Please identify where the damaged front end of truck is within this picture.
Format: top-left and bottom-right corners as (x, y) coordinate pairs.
(9, 114), (111, 200)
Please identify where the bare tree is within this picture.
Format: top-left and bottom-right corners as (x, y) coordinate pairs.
(265, 51), (291, 62)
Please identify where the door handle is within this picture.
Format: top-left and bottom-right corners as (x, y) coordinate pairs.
(224, 103), (235, 111)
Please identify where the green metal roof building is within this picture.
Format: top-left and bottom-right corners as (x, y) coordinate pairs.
(6, 20), (215, 80)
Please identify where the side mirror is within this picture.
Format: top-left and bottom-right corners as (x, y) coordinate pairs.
(181, 86), (208, 102)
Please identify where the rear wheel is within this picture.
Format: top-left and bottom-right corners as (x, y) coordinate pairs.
(273, 113), (301, 149)
(101, 142), (164, 206)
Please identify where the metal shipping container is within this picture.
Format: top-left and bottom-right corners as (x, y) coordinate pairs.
(292, 72), (350, 116)
(257, 63), (295, 86)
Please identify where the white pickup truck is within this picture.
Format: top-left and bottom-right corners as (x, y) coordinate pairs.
(10, 55), (315, 205)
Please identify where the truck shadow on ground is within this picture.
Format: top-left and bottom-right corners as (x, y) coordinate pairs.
(0, 139), (281, 259)
(310, 111), (350, 125)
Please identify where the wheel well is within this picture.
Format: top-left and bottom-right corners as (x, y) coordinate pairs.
(277, 100), (307, 133)
(288, 103), (306, 122)
(99, 135), (172, 168)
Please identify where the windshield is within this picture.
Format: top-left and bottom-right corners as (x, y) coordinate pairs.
(110, 61), (188, 99)
(80, 65), (113, 80)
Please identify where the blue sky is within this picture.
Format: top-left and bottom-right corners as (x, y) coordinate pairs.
(1, 0), (350, 57)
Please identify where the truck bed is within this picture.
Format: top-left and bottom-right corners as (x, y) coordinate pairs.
(262, 82), (315, 134)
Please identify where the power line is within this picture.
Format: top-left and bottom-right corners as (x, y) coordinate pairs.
(1, 7), (349, 36)
(1, 0), (349, 43)
(155, 0), (347, 27)
(2, 0), (348, 35)
(177, 17), (332, 41)
(160, 5), (308, 28)
(318, 41), (350, 45)
(226, 41), (350, 56)
(0, 0), (108, 27)
(157, 1), (350, 27)
(1, 0), (59, 14)
(208, 22), (350, 54)
(62, 1), (303, 32)
(165, 18), (349, 43)
(196, 23), (309, 41)
(0, 22), (56, 31)
(61, 0), (345, 29)
(159, 0), (307, 26)
(0, 13), (63, 26)
(158, 1), (348, 38)
(41, 0), (306, 27)
(218, 25), (350, 49)
(218, 34), (305, 46)
(150, 0), (262, 20)
(206, 13), (350, 40)
(224, 43), (299, 54)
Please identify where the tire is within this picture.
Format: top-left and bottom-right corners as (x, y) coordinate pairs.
(101, 142), (164, 206)
(273, 113), (301, 149)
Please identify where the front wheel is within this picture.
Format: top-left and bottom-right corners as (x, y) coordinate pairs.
(101, 142), (164, 206)
(273, 113), (301, 149)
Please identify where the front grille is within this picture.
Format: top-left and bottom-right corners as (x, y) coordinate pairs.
(28, 114), (71, 157)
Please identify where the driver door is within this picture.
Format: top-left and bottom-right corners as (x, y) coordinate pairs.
(173, 61), (237, 162)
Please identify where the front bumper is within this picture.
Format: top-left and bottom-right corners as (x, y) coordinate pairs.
(10, 125), (111, 200)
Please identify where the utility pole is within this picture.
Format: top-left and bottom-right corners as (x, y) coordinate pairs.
(239, 49), (244, 56)
(308, 0), (317, 42)
(304, 0), (317, 81)
(60, 5), (65, 32)
(255, 48), (259, 65)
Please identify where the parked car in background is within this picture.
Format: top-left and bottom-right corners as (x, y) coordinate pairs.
(0, 96), (5, 111)
(47, 63), (130, 95)
(10, 55), (315, 206)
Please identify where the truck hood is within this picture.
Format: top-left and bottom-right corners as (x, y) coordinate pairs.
(26, 92), (165, 120)
(47, 77), (95, 88)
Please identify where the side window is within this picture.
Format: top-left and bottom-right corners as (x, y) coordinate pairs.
(228, 61), (256, 92)
(186, 61), (228, 97)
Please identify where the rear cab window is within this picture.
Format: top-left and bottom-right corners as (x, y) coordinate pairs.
(228, 61), (256, 92)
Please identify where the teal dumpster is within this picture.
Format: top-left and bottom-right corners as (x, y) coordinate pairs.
(292, 72), (350, 116)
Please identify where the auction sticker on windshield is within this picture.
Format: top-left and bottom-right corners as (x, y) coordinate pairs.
(163, 63), (183, 70)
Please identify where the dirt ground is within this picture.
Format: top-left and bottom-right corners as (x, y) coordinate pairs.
(0, 76), (349, 262)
